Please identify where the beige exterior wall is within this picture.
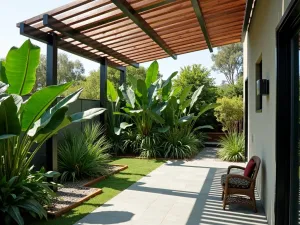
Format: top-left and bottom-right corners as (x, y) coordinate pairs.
(244, 0), (291, 224)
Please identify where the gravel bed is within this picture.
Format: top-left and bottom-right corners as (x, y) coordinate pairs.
(47, 165), (123, 213)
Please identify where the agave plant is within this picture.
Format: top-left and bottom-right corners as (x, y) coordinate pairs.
(0, 40), (105, 224)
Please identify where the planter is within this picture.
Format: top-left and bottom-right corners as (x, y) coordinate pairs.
(47, 164), (128, 218)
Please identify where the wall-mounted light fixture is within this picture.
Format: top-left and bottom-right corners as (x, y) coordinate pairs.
(256, 79), (269, 96)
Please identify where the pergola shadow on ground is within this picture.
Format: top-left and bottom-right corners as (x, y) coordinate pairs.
(74, 148), (268, 225)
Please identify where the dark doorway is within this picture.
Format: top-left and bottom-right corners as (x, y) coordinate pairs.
(276, 1), (300, 224)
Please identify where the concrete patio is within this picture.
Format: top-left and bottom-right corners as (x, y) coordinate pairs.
(74, 148), (268, 225)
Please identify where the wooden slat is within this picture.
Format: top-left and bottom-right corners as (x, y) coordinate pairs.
(112, 0), (177, 59)
(43, 14), (139, 67)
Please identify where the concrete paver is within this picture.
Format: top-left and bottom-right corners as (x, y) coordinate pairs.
(74, 148), (268, 225)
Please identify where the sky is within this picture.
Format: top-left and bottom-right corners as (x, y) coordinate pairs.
(0, 0), (224, 85)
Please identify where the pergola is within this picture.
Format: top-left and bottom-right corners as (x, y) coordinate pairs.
(18, 0), (253, 170)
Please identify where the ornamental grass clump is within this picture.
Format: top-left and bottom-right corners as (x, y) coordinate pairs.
(58, 122), (111, 182)
(218, 132), (245, 162)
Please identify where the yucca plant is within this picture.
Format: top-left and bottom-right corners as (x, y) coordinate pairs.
(58, 122), (111, 182)
(218, 132), (245, 162)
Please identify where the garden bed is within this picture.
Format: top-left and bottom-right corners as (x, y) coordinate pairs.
(47, 164), (128, 217)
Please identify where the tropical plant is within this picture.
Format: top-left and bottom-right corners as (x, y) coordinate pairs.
(0, 40), (105, 224)
(58, 122), (111, 182)
(108, 61), (219, 158)
(0, 168), (60, 225)
(174, 64), (219, 128)
(214, 96), (243, 132)
(106, 80), (123, 154)
(218, 132), (245, 162)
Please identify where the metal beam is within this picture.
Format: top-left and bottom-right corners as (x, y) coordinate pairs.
(45, 33), (58, 172)
(19, 23), (124, 70)
(241, 0), (254, 42)
(100, 57), (108, 123)
(43, 14), (139, 68)
(120, 67), (126, 86)
(190, 0), (213, 52)
(77, 0), (176, 32)
(111, 0), (177, 60)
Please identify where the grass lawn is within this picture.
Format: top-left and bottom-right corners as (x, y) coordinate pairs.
(33, 158), (164, 225)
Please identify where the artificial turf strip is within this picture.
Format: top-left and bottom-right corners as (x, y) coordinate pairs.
(33, 158), (165, 225)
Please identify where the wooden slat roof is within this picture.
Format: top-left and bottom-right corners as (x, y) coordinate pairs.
(18, 0), (246, 69)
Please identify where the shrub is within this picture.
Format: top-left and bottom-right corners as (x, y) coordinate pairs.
(0, 168), (60, 225)
(218, 132), (245, 162)
(161, 128), (200, 159)
(214, 96), (243, 132)
(58, 122), (111, 182)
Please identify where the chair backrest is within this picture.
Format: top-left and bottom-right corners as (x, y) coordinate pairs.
(249, 156), (261, 181)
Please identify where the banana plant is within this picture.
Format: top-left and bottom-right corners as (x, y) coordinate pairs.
(113, 61), (176, 136)
(163, 84), (220, 134)
(0, 40), (106, 180)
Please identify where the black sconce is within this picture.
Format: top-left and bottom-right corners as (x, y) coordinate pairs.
(256, 79), (269, 96)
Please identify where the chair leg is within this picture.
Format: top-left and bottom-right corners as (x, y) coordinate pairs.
(223, 192), (227, 210)
(252, 197), (257, 213)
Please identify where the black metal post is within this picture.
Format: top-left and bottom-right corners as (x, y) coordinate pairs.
(46, 33), (58, 172)
(119, 67), (126, 86)
(100, 57), (108, 123)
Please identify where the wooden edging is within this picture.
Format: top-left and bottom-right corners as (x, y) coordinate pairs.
(47, 164), (128, 218)
(114, 155), (196, 161)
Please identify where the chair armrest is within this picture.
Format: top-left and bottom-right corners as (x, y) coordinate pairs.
(224, 174), (253, 189)
(227, 165), (246, 174)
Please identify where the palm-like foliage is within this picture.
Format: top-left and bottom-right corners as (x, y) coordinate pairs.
(58, 122), (111, 182)
(0, 40), (106, 225)
(107, 61), (219, 159)
(218, 132), (245, 162)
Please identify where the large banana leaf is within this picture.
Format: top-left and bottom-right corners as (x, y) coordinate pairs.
(180, 85), (193, 103)
(4, 40), (40, 95)
(190, 85), (204, 110)
(119, 84), (135, 108)
(145, 61), (158, 88)
(28, 88), (82, 136)
(21, 82), (72, 131)
(0, 96), (21, 136)
(136, 79), (148, 105)
(107, 80), (118, 102)
(70, 108), (106, 122)
(33, 107), (106, 142)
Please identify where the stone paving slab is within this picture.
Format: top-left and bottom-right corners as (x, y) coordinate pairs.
(74, 148), (268, 225)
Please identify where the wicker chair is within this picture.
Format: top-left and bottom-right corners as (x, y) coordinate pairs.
(221, 156), (261, 212)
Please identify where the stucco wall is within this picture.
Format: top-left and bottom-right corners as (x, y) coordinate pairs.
(244, 0), (290, 224)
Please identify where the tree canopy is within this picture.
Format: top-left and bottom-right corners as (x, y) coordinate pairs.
(218, 76), (243, 98)
(64, 65), (147, 99)
(211, 43), (243, 85)
(33, 53), (85, 91)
